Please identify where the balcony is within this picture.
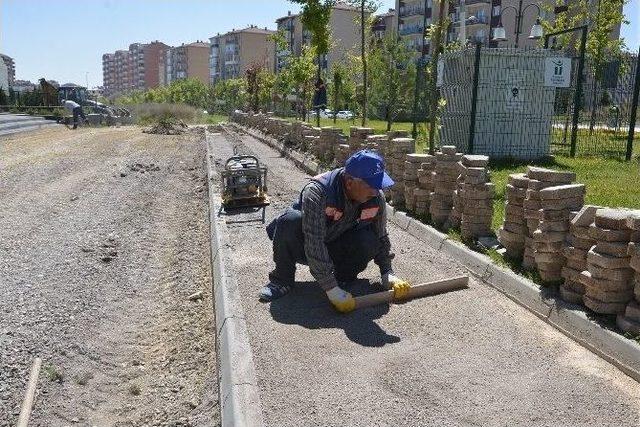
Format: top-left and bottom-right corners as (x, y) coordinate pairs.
(465, 0), (490, 5)
(399, 5), (425, 17)
(452, 15), (489, 26)
(399, 24), (425, 35)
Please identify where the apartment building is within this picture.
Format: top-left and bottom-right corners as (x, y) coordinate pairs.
(397, 0), (552, 56)
(372, 8), (398, 40)
(102, 41), (170, 97)
(165, 41), (210, 86)
(0, 54), (16, 87)
(209, 26), (276, 83)
(275, 3), (369, 73)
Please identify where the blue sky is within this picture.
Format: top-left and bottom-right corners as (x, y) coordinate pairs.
(0, 0), (637, 88)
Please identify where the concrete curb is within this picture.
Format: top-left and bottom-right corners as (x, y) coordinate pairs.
(231, 122), (640, 384)
(205, 130), (265, 427)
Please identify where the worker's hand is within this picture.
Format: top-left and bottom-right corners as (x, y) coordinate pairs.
(382, 272), (411, 300)
(326, 286), (355, 313)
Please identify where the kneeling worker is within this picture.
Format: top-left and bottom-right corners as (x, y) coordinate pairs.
(261, 150), (410, 313)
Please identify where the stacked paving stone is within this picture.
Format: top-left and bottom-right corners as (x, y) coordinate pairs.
(315, 127), (343, 163)
(334, 144), (352, 166)
(384, 130), (409, 162)
(415, 156), (436, 216)
(524, 167), (578, 275)
(387, 138), (416, 206)
(456, 155), (494, 240)
(498, 173), (530, 259)
(365, 134), (387, 153)
(560, 205), (599, 304)
(430, 146), (462, 226)
(580, 209), (634, 314)
(618, 212), (640, 334)
(349, 127), (374, 153)
(404, 154), (433, 213)
(530, 170), (584, 283)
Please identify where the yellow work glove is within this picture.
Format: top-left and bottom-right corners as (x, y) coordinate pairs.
(382, 272), (411, 300)
(326, 286), (356, 313)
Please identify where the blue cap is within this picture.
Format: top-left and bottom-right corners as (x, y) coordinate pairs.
(344, 149), (394, 190)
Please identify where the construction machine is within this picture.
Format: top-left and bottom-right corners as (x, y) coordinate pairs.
(221, 155), (269, 222)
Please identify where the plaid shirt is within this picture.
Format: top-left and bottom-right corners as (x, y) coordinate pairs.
(301, 180), (393, 291)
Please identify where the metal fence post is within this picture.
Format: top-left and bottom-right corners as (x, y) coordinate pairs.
(570, 27), (587, 158)
(467, 43), (482, 154)
(626, 47), (640, 161)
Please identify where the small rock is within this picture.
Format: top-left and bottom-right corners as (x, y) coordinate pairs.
(188, 291), (203, 301)
(70, 195), (79, 201)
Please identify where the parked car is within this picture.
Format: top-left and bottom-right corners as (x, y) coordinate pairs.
(336, 110), (354, 120)
(320, 109), (334, 119)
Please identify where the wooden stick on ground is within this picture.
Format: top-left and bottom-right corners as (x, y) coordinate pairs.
(17, 357), (42, 427)
(354, 276), (469, 310)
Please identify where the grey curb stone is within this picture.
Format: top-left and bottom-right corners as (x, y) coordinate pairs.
(206, 131), (265, 427)
(231, 123), (640, 383)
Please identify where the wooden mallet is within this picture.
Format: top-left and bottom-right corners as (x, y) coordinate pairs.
(354, 276), (469, 310)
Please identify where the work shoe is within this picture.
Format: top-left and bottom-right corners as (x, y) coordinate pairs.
(258, 281), (291, 302)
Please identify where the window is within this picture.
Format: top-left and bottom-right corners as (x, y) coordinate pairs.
(492, 5), (500, 17)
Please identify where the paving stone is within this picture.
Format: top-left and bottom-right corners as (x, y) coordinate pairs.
(595, 208), (632, 230)
(569, 224), (592, 240)
(539, 184), (586, 201)
(583, 295), (629, 314)
(538, 220), (570, 232)
(565, 257), (587, 271)
(627, 210), (640, 231)
(580, 270), (634, 292)
(594, 241), (631, 258)
(461, 154), (489, 167)
(539, 197), (584, 211)
(570, 205), (601, 227)
(440, 145), (458, 155)
(533, 230), (566, 243)
(541, 209), (571, 222)
(561, 266), (582, 281)
(527, 166), (576, 183)
(588, 264), (635, 282)
(563, 246), (588, 261)
(588, 225), (632, 242)
(587, 247), (631, 269)
(567, 235), (596, 250)
(506, 184), (527, 199)
(508, 173), (529, 188)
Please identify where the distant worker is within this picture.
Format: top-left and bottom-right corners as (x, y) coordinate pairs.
(61, 99), (87, 129)
(261, 150), (411, 313)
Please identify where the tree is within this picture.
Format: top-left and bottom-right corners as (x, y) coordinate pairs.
(290, 0), (335, 125)
(542, 0), (628, 134)
(0, 88), (7, 106)
(329, 63), (346, 124)
(426, 0), (449, 154)
(346, 0), (380, 126)
(368, 34), (416, 131)
(282, 45), (317, 121)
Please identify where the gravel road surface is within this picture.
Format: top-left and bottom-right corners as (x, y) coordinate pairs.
(0, 127), (217, 426)
(209, 126), (640, 427)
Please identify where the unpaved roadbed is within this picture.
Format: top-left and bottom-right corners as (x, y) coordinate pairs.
(0, 127), (217, 426)
(209, 127), (640, 427)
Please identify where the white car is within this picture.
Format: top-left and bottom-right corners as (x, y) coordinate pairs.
(320, 109), (334, 118)
(336, 110), (354, 120)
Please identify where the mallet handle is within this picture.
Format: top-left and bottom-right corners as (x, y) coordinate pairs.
(354, 276), (469, 310)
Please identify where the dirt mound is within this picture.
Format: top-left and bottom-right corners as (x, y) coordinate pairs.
(143, 120), (188, 135)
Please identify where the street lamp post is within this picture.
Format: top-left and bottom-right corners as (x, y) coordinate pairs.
(492, 0), (543, 48)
